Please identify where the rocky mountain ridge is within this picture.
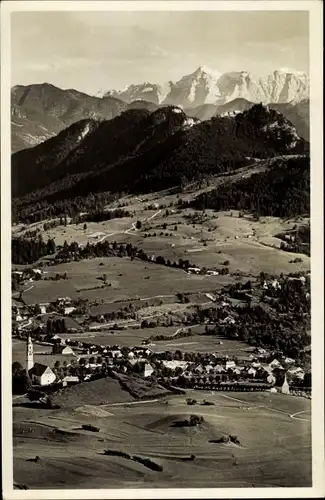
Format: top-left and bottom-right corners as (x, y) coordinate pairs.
(106, 66), (309, 108)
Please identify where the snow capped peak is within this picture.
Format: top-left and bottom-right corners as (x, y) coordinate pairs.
(101, 67), (309, 108)
(277, 68), (308, 77)
(194, 65), (222, 78)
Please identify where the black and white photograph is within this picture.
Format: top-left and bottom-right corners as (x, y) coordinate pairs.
(1, 1), (324, 498)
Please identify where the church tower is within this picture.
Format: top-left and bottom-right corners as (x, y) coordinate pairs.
(26, 335), (34, 372)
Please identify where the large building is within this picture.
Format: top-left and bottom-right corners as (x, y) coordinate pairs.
(29, 363), (56, 386)
(26, 335), (56, 386)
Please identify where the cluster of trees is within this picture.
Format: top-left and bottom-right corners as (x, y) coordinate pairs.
(71, 208), (131, 224)
(190, 156), (310, 218)
(54, 238), (197, 273)
(44, 272), (68, 281)
(12, 362), (31, 394)
(12, 191), (117, 225)
(46, 318), (67, 334)
(12, 235), (56, 264)
(43, 218), (66, 231)
(278, 224), (310, 256)
(103, 450), (163, 472)
(220, 309), (309, 359)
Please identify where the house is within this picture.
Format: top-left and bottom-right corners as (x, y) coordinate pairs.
(60, 346), (75, 355)
(187, 267), (201, 275)
(64, 306), (76, 315)
(29, 363), (56, 386)
(162, 361), (188, 371)
(12, 270), (23, 276)
(247, 367), (257, 377)
(110, 349), (123, 359)
(283, 357), (295, 365)
(39, 304), (47, 315)
(271, 279), (281, 289)
(269, 359), (283, 370)
(137, 362), (155, 378)
(53, 344), (74, 355)
(267, 373), (276, 385)
(206, 271), (219, 276)
(51, 334), (65, 344)
(225, 360), (236, 370)
(255, 347), (267, 355)
(61, 375), (79, 387)
(287, 367), (305, 381)
(32, 269), (42, 276)
(221, 315), (236, 325)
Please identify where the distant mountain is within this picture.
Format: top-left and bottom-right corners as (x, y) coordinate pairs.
(185, 97), (310, 140)
(12, 105), (308, 222)
(11, 83), (127, 152)
(106, 66), (309, 108)
(11, 68), (309, 152)
(268, 99), (310, 141)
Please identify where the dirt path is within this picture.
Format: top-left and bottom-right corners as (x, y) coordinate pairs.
(290, 410), (311, 422)
(93, 209), (162, 243)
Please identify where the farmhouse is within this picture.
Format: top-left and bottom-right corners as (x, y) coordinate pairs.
(225, 360), (236, 370)
(64, 306), (76, 315)
(52, 344), (75, 356)
(137, 362), (155, 378)
(187, 267), (201, 275)
(29, 363), (56, 386)
(162, 360), (188, 371)
(269, 359), (284, 370)
(39, 304), (47, 315)
(61, 375), (79, 387)
(247, 367), (257, 377)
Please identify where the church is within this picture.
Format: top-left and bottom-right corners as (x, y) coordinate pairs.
(26, 336), (56, 386)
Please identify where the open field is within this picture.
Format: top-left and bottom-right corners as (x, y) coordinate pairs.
(150, 334), (251, 355)
(59, 326), (177, 347)
(14, 201), (310, 280)
(13, 389), (311, 489)
(21, 257), (234, 305)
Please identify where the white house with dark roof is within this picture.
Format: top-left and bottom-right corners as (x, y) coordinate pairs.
(29, 363), (56, 386)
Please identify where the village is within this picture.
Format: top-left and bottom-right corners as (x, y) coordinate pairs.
(12, 266), (311, 400)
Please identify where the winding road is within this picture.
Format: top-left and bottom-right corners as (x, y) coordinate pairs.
(96, 209), (162, 243)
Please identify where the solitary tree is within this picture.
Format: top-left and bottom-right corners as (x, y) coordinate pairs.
(136, 220), (142, 230)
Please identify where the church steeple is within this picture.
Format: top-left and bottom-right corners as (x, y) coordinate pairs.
(26, 335), (34, 372)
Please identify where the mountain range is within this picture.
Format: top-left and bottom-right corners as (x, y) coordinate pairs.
(106, 66), (309, 107)
(12, 103), (309, 225)
(11, 67), (310, 152)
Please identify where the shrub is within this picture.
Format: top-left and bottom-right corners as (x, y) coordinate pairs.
(82, 424), (100, 432)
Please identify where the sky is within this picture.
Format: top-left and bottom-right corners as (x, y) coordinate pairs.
(11, 10), (309, 95)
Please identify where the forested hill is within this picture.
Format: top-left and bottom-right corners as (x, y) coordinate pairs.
(190, 155), (310, 219)
(12, 104), (309, 213)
